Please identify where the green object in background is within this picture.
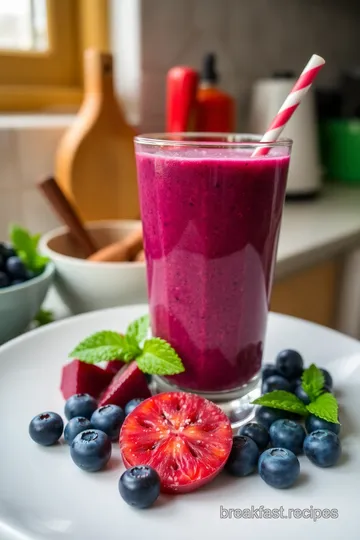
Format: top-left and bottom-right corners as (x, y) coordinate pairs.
(320, 119), (360, 184)
(34, 309), (54, 327)
(9, 224), (49, 273)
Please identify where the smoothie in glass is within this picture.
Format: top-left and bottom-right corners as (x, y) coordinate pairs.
(135, 135), (291, 394)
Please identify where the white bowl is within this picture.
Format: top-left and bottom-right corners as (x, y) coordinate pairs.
(40, 221), (147, 314)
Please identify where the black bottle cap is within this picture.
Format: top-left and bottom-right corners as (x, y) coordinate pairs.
(201, 53), (218, 84)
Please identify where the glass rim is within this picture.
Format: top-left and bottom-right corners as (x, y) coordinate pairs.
(134, 132), (293, 148)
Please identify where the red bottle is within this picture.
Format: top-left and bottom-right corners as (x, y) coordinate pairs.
(166, 54), (235, 133)
(195, 53), (235, 132)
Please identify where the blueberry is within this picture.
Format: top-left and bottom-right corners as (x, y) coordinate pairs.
(262, 375), (291, 394)
(125, 398), (145, 416)
(305, 414), (340, 435)
(29, 412), (63, 446)
(238, 422), (269, 450)
(11, 278), (27, 286)
(0, 271), (10, 288)
(64, 416), (92, 444)
(258, 447), (300, 488)
(262, 364), (280, 381)
(70, 429), (112, 472)
(269, 419), (306, 455)
(0, 242), (16, 260)
(225, 436), (259, 477)
(320, 369), (333, 390)
(91, 405), (125, 441)
(64, 393), (97, 420)
(255, 406), (300, 430)
(26, 269), (35, 280)
(275, 350), (304, 380)
(288, 377), (301, 392)
(294, 383), (311, 404)
(303, 429), (341, 467)
(119, 465), (160, 508)
(6, 256), (27, 279)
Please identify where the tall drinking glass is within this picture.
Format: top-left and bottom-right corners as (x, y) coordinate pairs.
(135, 134), (292, 425)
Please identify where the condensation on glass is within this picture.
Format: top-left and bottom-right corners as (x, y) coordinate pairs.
(0, 0), (48, 52)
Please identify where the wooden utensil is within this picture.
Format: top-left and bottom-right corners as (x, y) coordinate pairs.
(87, 227), (143, 263)
(38, 176), (97, 258)
(55, 49), (139, 222)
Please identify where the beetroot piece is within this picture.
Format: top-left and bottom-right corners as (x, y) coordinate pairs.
(99, 362), (151, 409)
(60, 360), (113, 400)
(105, 360), (125, 376)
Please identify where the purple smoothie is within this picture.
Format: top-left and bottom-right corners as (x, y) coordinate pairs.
(136, 146), (290, 392)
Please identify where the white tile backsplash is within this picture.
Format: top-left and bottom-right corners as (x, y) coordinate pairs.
(21, 188), (61, 234)
(0, 131), (20, 191)
(0, 116), (73, 240)
(0, 192), (22, 239)
(17, 128), (65, 187)
(112, 0), (360, 132)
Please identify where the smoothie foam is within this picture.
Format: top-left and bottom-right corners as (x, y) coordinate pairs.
(136, 147), (289, 392)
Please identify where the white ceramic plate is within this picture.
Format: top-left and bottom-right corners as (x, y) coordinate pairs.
(0, 304), (360, 540)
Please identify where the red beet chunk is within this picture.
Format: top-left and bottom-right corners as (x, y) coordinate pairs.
(105, 360), (125, 376)
(99, 362), (151, 409)
(60, 360), (113, 400)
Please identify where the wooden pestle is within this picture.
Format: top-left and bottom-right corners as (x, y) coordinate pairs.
(87, 227), (143, 262)
(134, 249), (145, 262)
(38, 176), (97, 258)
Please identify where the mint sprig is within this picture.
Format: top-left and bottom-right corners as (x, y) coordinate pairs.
(69, 315), (185, 377)
(10, 224), (49, 272)
(69, 331), (128, 363)
(307, 393), (339, 424)
(301, 364), (324, 401)
(253, 363), (339, 424)
(126, 314), (149, 344)
(34, 309), (54, 326)
(252, 390), (308, 416)
(136, 338), (184, 375)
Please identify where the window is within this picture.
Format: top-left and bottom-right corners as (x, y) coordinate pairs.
(0, 0), (109, 111)
(0, 0), (48, 52)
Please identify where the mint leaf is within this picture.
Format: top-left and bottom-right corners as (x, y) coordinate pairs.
(31, 233), (41, 249)
(126, 314), (149, 344)
(34, 309), (54, 326)
(252, 390), (308, 416)
(9, 224), (49, 272)
(306, 393), (339, 424)
(69, 331), (128, 363)
(136, 338), (185, 375)
(121, 335), (142, 362)
(10, 225), (35, 267)
(302, 364), (325, 401)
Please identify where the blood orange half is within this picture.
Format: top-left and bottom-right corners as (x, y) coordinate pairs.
(120, 391), (232, 494)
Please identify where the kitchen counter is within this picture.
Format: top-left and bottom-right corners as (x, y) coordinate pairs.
(44, 184), (360, 335)
(277, 185), (360, 279)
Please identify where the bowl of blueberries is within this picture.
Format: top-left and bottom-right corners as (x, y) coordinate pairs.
(0, 225), (55, 345)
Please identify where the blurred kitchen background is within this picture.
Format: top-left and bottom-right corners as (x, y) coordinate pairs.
(1, 0), (360, 338)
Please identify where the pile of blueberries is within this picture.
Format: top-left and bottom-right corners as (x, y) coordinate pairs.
(29, 394), (160, 509)
(0, 242), (35, 288)
(225, 349), (341, 488)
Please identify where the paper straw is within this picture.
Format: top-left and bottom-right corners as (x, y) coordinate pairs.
(252, 54), (325, 157)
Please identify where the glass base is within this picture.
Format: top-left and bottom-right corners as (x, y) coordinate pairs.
(150, 371), (261, 430)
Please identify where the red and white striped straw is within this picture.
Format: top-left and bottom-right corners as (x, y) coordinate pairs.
(252, 54), (325, 157)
